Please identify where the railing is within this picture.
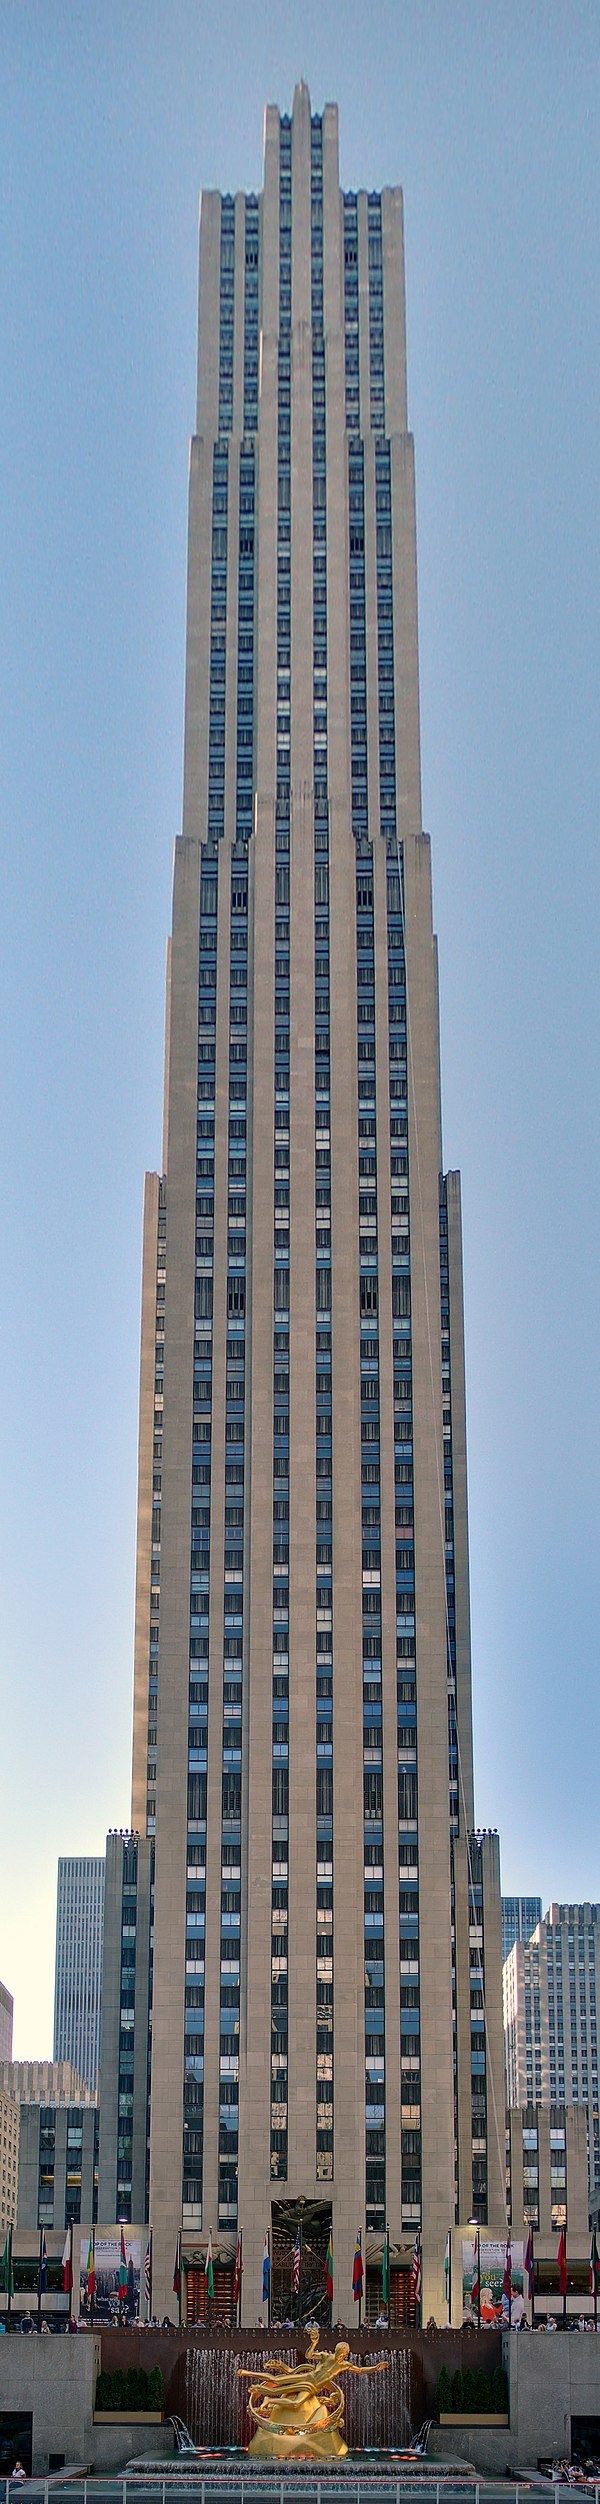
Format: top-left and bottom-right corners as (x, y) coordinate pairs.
(10, 2483), (600, 2504)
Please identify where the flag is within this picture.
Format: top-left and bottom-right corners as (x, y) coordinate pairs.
(502, 2234), (512, 2320)
(262, 2235), (270, 2302)
(173, 2236), (181, 2300)
(144, 2240), (151, 2310)
(233, 2235), (242, 2308)
(292, 2227), (301, 2294)
(204, 2231), (214, 2300)
(352, 2236), (363, 2302)
(40, 2232), (47, 2294)
(0, 2231), (13, 2299)
(62, 2230), (72, 2295)
(524, 2228), (534, 2301)
(86, 2233), (96, 2304)
(382, 2235), (389, 2308)
(411, 2232), (422, 2308)
(118, 2226), (128, 2300)
(471, 2230), (480, 2312)
(444, 2232), (451, 2302)
(324, 2234), (333, 2300)
(558, 2228), (567, 2298)
(590, 2232), (600, 2297)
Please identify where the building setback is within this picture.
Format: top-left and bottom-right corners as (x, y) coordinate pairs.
(506, 2103), (589, 2240)
(105, 84), (506, 2322)
(53, 1857), (105, 2094)
(17, 2103), (99, 2234)
(0, 2061), (93, 2108)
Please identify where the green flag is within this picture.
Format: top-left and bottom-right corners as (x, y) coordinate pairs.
(382, 2236), (389, 2306)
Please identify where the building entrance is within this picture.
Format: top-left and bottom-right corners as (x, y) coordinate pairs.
(0, 2412), (33, 2477)
(271, 2200), (332, 2325)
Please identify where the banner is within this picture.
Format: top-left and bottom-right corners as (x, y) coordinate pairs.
(462, 2238), (524, 2327)
(79, 2232), (141, 2322)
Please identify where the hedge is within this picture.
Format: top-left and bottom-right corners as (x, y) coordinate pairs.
(95, 2365), (164, 2414)
(436, 2362), (508, 2417)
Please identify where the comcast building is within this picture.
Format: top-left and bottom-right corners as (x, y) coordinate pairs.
(98, 86), (505, 2325)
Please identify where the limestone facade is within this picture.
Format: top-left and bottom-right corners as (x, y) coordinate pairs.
(123, 86), (503, 2323)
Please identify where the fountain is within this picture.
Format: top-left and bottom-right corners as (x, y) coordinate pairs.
(238, 2326), (387, 2460)
(181, 2331), (416, 2460)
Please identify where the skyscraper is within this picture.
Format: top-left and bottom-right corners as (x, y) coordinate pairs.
(121, 85), (505, 2323)
(0, 1983), (13, 2065)
(504, 1904), (600, 2205)
(53, 1856), (105, 2093)
(501, 1895), (542, 1968)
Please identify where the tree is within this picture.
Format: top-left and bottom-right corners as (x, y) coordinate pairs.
(436, 2366), (452, 2417)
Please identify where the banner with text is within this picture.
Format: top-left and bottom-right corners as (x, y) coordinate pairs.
(79, 2232), (141, 2322)
(462, 2238), (524, 2327)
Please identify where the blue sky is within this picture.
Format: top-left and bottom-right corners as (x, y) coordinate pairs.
(1, 1), (599, 2057)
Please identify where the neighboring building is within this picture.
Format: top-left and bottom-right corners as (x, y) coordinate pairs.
(17, 2103), (99, 2232)
(504, 1904), (600, 2206)
(506, 2102), (589, 2238)
(0, 1982), (13, 2063)
(0, 2086), (19, 2232)
(502, 1895), (542, 1968)
(0, 2060), (94, 2106)
(97, 1829), (153, 2228)
(53, 1855), (105, 2092)
(104, 82), (505, 2321)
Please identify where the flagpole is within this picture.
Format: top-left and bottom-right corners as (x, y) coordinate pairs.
(69, 2222), (73, 2327)
(563, 2227), (567, 2326)
(90, 2229), (95, 2331)
(382, 2223), (392, 2313)
(447, 2230), (452, 2324)
(7, 2226), (12, 2323)
(38, 2225), (43, 2326)
(150, 2229), (153, 2323)
(299, 2221), (303, 2326)
(358, 2228), (362, 2332)
(594, 2237), (598, 2334)
(476, 2230), (480, 2330)
(238, 2229), (243, 2330)
(267, 2230), (271, 2330)
(178, 2231), (182, 2331)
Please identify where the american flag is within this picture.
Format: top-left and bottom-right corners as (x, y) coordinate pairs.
(292, 2227), (301, 2294)
(144, 2239), (151, 2310)
(411, 2231), (422, 2307)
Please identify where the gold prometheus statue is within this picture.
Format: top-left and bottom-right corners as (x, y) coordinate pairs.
(239, 2324), (387, 2459)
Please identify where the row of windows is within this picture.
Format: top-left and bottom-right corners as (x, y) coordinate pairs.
(270, 122), (292, 2185)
